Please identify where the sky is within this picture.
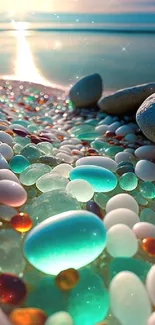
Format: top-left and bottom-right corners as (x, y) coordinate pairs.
(0, 0), (154, 14)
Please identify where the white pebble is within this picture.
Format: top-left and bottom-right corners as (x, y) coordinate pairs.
(135, 145), (155, 160)
(110, 271), (152, 325)
(146, 265), (155, 306)
(115, 152), (134, 164)
(44, 311), (73, 325)
(104, 208), (140, 230)
(115, 125), (134, 136)
(0, 143), (13, 160)
(76, 156), (117, 172)
(66, 179), (94, 202)
(106, 193), (139, 214)
(0, 309), (12, 325)
(132, 222), (155, 239)
(0, 153), (9, 169)
(135, 160), (155, 181)
(95, 124), (109, 134)
(0, 169), (19, 183)
(0, 131), (13, 147)
(56, 152), (74, 164)
(52, 163), (73, 178)
(147, 312), (155, 325)
(107, 224), (138, 257)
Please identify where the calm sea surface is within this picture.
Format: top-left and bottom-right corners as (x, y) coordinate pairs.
(0, 13), (155, 91)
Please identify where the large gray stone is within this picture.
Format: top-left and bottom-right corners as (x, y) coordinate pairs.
(69, 73), (103, 108)
(98, 83), (155, 115)
(136, 93), (155, 142)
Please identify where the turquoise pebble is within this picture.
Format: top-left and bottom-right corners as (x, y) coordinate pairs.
(109, 258), (151, 282)
(9, 155), (30, 174)
(105, 146), (124, 157)
(70, 125), (94, 137)
(24, 211), (107, 275)
(19, 163), (51, 186)
(69, 165), (117, 193)
(139, 181), (155, 199)
(140, 208), (155, 225)
(119, 172), (138, 191)
(20, 144), (41, 161)
(77, 132), (100, 141)
(91, 140), (109, 151)
(68, 269), (109, 325)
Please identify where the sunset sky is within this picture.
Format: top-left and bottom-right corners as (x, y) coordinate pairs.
(0, 0), (154, 13)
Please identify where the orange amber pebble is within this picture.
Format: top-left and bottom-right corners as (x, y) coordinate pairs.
(0, 273), (27, 305)
(5, 129), (14, 136)
(9, 308), (47, 325)
(55, 268), (79, 291)
(142, 238), (155, 256)
(10, 213), (32, 233)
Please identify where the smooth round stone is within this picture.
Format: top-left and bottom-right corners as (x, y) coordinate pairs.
(45, 312), (73, 325)
(108, 121), (121, 132)
(124, 133), (137, 143)
(105, 146), (124, 157)
(115, 125), (134, 136)
(115, 152), (134, 164)
(14, 135), (31, 146)
(0, 153), (9, 169)
(94, 192), (109, 209)
(52, 163), (73, 178)
(70, 125), (95, 137)
(104, 208), (140, 230)
(106, 193), (139, 214)
(36, 173), (68, 192)
(0, 229), (25, 275)
(68, 269), (109, 325)
(95, 124), (109, 134)
(109, 258), (151, 282)
(39, 155), (62, 167)
(56, 152), (74, 164)
(107, 224), (138, 257)
(76, 156), (117, 172)
(146, 265), (155, 306)
(24, 210), (107, 275)
(0, 205), (17, 221)
(139, 181), (155, 199)
(147, 312), (155, 325)
(20, 163), (51, 186)
(30, 190), (81, 225)
(0, 180), (27, 207)
(0, 131), (13, 147)
(135, 145), (155, 160)
(9, 155), (30, 174)
(0, 143), (13, 161)
(131, 190), (148, 206)
(0, 309), (12, 325)
(69, 165), (117, 193)
(13, 143), (23, 154)
(37, 142), (54, 155)
(77, 132), (100, 141)
(66, 180), (94, 202)
(140, 208), (155, 225)
(119, 173), (138, 191)
(20, 144), (41, 161)
(133, 222), (155, 239)
(136, 93), (155, 142)
(110, 272), (152, 325)
(135, 160), (155, 181)
(0, 169), (20, 183)
(91, 140), (109, 151)
(116, 165), (135, 176)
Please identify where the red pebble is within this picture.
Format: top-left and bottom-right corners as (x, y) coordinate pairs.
(0, 273), (27, 305)
(10, 212), (32, 233)
(142, 238), (155, 257)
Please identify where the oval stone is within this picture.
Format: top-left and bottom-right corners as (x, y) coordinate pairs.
(133, 222), (155, 239)
(45, 312), (73, 325)
(69, 165), (117, 192)
(147, 312), (155, 325)
(0, 180), (27, 207)
(146, 265), (155, 306)
(76, 156), (117, 172)
(110, 271), (152, 325)
(135, 160), (155, 181)
(135, 145), (155, 160)
(106, 193), (139, 214)
(104, 208), (140, 230)
(24, 210), (107, 275)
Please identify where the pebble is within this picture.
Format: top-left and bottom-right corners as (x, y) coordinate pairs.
(115, 152), (134, 164)
(36, 173), (68, 192)
(69, 73), (103, 108)
(76, 156), (117, 172)
(115, 125), (134, 136)
(146, 265), (155, 306)
(0, 143), (13, 161)
(0, 169), (20, 183)
(110, 271), (152, 325)
(66, 179), (94, 202)
(99, 82), (155, 114)
(56, 152), (74, 164)
(0, 180), (27, 207)
(0, 309), (12, 325)
(0, 205), (17, 221)
(147, 312), (155, 325)
(0, 153), (9, 169)
(0, 131), (13, 147)
(69, 165), (117, 192)
(106, 224), (138, 257)
(24, 210), (107, 275)
(52, 163), (73, 178)
(135, 145), (155, 160)
(136, 93), (155, 142)
(44, 311), (73, 325)
(135, 160), (155, 181)
(132, 222), (155, 239)
(104, 208), (140, 230)
(19, 163), (51, 186)
(106, 193), (139, 214)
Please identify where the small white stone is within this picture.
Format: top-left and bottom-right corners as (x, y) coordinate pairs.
(56, 152), (74, 164)
(76, 156), (117, 172)
(146, 265), (155, 306)
(108, 121), (121, 133)
(106, 193), (139, 214)
(0, 309), (12, 325)
(45, 311), (73, 325)
(132, 222), (155, 239)
(66, 179), (94, 202)
(0, 143), (13, 160)
(115, 152), (134, 164)
(0, 131), (13, 147)
(0, 153), (9, 169)
(104, 208), (140, 230)
(135, 160), (155, 181)
(52, 163), (73, 178)
(135, 145), (155, 160)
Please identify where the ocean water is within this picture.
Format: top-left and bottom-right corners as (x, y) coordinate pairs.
(0, 13), (155, 91)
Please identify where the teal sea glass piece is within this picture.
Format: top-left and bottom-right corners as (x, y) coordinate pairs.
(140, 181), (155, 199)
(69, 165), (117, 192)
(109, 258), (151, 282)
(105, 146), (123, 157)
(19, 163), (51, 186)
(9, 155), (30, 174)
(140, 208), (155, 225)
(24, 211), (107, 275)
(70, 125), (94, 137)
(68, 269), (109, 325)
(119, 172), (138, 191)
(20, 144), (41, 161)
(77, 132), (100, 141)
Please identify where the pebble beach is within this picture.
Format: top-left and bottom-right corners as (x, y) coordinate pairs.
(0, 75), (155, 325)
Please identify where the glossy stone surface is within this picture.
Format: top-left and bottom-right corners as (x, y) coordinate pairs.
(10, 212), (32, 233)
(106, 193), (139, 214)
(24, 210), (107, 275)
(76, 156), (117, 172)
(140, 181), (155, 199)
(110, 271), (152, 325)
(9, 308), (47, 325)
(142, 238), (155, 256)
(0, 180), (27, 207)
(0, 273), (27, 305)
(68, 269), (109, 325)
(66, 179), (94, 202)
(9, 155), (30, 174)
(20, 163), (51, 186)
(119, 173), (138, 191)
(36, 173), (68, 193)
(69, 165), (117, 193)
(45, 312), (73, 325)
(55, 268), (79, 291)
(146, 265), (155, 306)
(104, 208), (139, 230)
